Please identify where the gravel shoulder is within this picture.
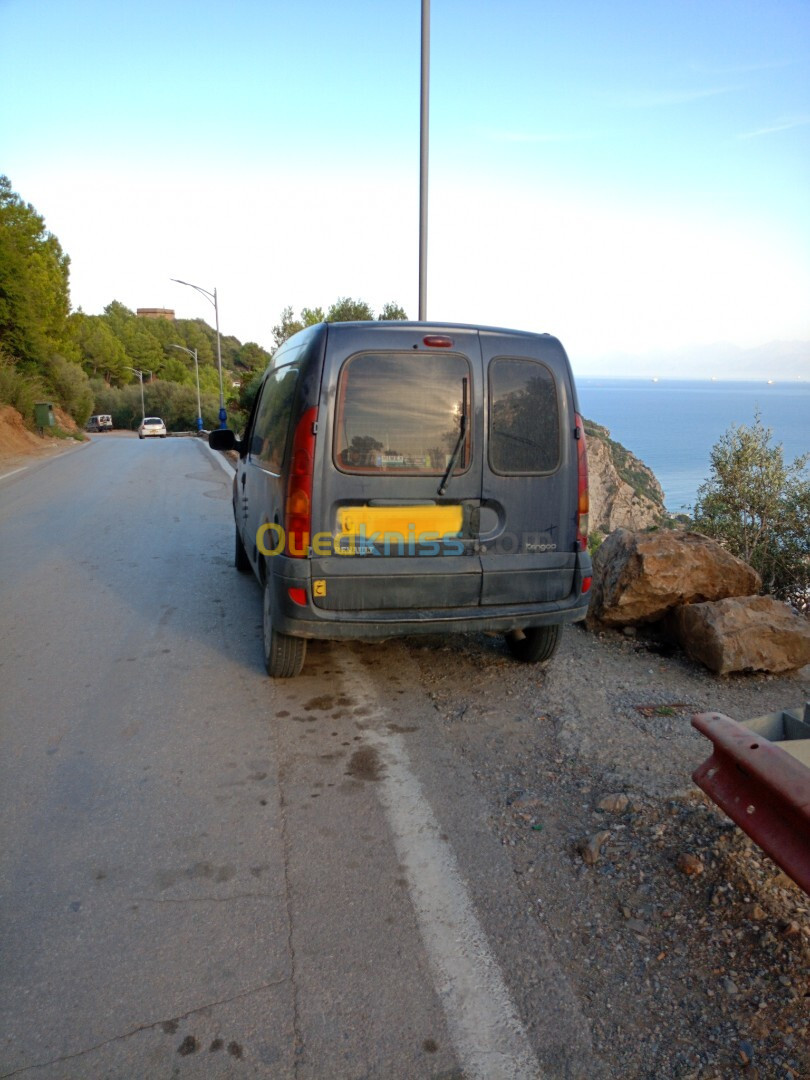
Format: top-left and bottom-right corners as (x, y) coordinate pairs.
(401, 624), (810, 1080)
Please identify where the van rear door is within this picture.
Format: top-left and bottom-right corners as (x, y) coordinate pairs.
(310, 324), (484, 615)
(478, 331), (578, 605)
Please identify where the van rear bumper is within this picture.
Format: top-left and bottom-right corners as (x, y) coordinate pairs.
(269, 570), (591, 639)
(274, 603), (589, 640)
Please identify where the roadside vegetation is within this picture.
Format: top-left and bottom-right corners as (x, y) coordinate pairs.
(692, 413), (810, 610)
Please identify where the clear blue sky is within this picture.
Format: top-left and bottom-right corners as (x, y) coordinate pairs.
(2, 0), (808, 374)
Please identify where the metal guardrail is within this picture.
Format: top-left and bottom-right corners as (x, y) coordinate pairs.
(692, 709), (810, 895)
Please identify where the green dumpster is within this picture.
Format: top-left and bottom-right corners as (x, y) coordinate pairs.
(34, 402), (55, 433)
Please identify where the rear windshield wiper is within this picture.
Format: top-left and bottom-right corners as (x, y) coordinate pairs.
(438, 378), (468, 496)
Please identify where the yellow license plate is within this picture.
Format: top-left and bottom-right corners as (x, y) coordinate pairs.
(336, 504), (463, 540)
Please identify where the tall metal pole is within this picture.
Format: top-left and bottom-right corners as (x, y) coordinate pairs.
(171, 278), (226, 428)
(192, 347), (201, 431)
(167, 344), (202, 432)
(126, 367), (145, 420)
(213, 287), (225, 429)
(418, 0), (430, 321)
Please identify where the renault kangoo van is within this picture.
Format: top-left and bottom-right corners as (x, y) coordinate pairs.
(210, 322), (592, 676)
(86, 414), (113, 433)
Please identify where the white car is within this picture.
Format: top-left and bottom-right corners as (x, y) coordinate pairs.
(138, 417), (167, 439)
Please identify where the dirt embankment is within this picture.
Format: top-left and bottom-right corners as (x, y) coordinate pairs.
(0, 405), (84, 469)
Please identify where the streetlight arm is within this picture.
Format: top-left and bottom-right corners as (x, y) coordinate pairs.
(167, 344), (194, 360)
(170, 278), (216, 308)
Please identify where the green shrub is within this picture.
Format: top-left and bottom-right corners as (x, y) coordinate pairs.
(0, 349), (44, 423)
(588, 531), (604, 557)
(693, 413), (810, 608)
(46, 354), (94, 426)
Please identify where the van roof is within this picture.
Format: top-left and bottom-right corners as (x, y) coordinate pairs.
(319, 320), (557, 340)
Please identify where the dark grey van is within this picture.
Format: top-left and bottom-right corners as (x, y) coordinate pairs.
(210, 322), (592, 677)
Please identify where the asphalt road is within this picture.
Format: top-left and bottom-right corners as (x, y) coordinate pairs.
(0, 435), (595, 1079)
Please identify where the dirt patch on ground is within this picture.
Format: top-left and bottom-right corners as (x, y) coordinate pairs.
(0, 405), (47, 456)
(0, 405), (84, 470)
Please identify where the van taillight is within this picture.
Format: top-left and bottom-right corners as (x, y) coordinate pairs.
(285, 407), (317, 557)
(574, 414), (589, 552)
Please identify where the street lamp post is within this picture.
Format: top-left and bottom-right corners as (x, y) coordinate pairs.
(167, 344), (202, 432)
(418, 0), (430, 320)
(171, 278), (226, 428)
(126, 366), (145, 421)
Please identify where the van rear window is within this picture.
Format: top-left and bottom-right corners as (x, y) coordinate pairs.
(489, 358), (560, 474)
(335, 352), (471, 475)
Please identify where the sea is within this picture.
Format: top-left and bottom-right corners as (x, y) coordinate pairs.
(575, 378), (810, 515)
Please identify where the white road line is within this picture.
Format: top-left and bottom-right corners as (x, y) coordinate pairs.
(362, 722), (544, 1080)
(0, 467), (28, 481)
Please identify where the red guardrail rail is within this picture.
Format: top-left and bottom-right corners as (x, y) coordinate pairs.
(692, 711), (810, 895)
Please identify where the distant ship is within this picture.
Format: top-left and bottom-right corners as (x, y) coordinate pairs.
(651, 376), (659, 383)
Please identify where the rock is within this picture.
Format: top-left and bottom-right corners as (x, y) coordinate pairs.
(581, 831), (611, 865)
(673, 595), (810, 675)
(598, 793), (630, 813)
(584, 424), (665, 534)
(586, 529), (761, 628)
(510, 794), (542, 811)
(721, 977), (739, 996)
(676, 852), (704, 876)
(625, 917), (648, 935)
(738, 1041), (754, 1066)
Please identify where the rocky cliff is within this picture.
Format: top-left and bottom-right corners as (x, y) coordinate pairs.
(584, 420), (666, 536)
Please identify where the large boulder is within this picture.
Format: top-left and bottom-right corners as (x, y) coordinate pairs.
(587, 529), (761, 628)
(673, 595), (810, 674)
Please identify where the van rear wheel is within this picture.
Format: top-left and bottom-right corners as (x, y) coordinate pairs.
(263, 580), (306, 678)
(506, 624), (562, 664)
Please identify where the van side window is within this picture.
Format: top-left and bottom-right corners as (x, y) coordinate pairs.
(335, 351), (471, 475)
(489, 358), (560, 474)
(250, 364), (300, 473)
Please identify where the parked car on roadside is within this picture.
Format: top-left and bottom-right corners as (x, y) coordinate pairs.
(138, 417), (167, 439)
(86, 414), (113, 433)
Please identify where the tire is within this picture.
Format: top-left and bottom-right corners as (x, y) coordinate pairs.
(505, 624), (562, 664)
(263, 579), (306, 678)
(139, 434), (144, 440)
(234, 526), (251, 574)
